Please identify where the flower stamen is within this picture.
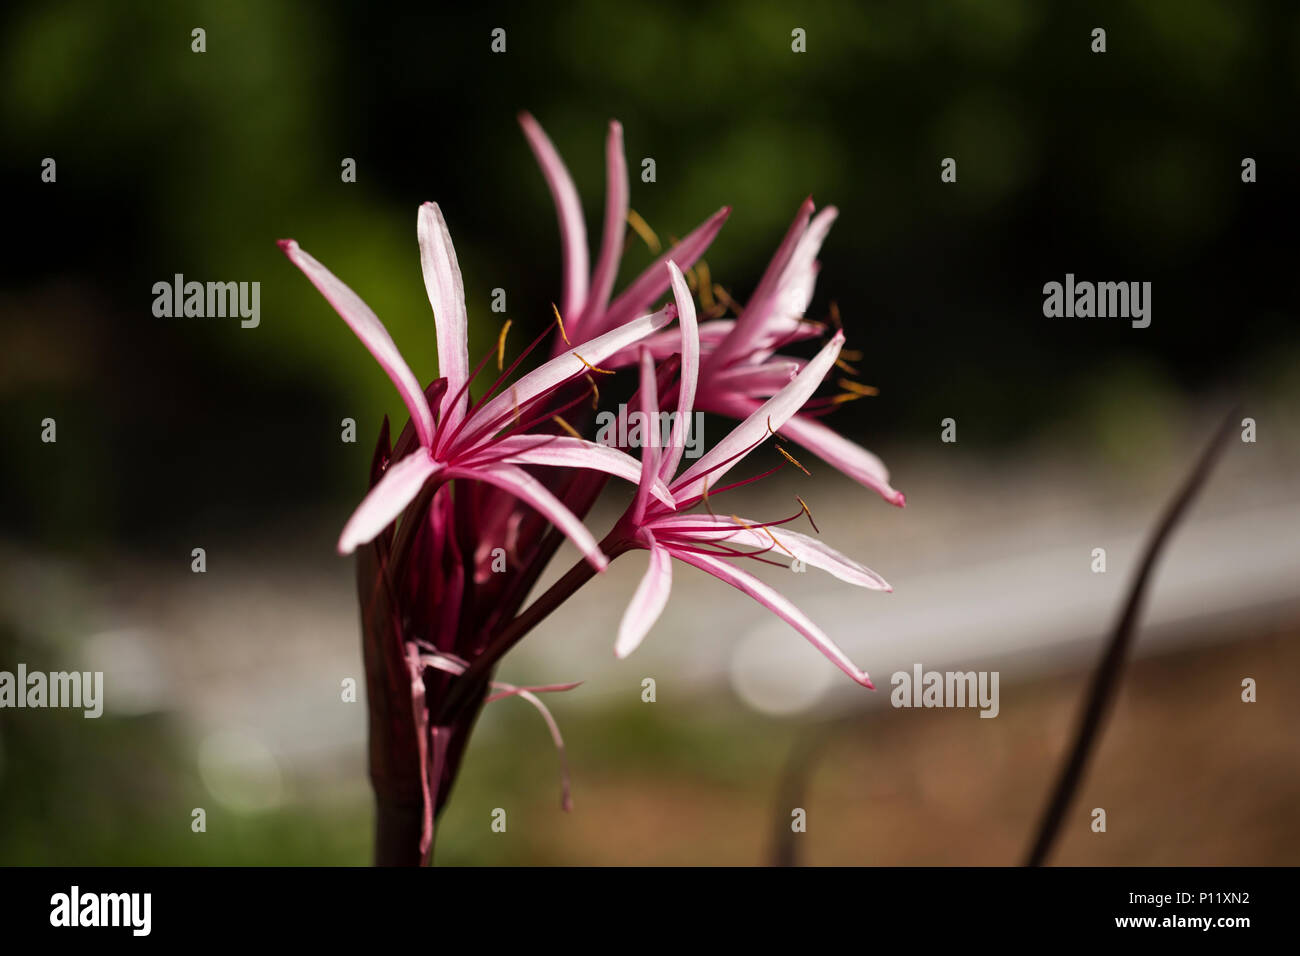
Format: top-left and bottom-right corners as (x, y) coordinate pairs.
(776, 444), (811, 476)
(731, 514), (795, 559)
(551, 414), (582, 439)
(552, 303), (570, 345)
(496, 319), (512, 372)
(627, 209), (661, 254)
(574, 352), (616, 375)
(696, 261), (715, 311)
(795, 495), (820, 534)
(713, 284), (742, 314)
(838, 378), (879, 397)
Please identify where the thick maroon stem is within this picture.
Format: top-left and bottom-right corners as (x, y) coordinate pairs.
(374, 798), (425, 866)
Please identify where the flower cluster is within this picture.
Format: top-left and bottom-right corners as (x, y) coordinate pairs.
(279, 114), (901, 864)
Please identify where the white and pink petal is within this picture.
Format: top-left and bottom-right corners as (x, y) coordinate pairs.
(337, 451), (442, 554)
(279, 240), (436, 448)
(616, 535), (674, 659)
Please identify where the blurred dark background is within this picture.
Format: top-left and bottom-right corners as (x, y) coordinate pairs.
(1, 1), (1297, 865)
(4, 0), (1296, 551)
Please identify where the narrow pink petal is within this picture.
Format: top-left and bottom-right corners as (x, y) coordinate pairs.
(672, 331), (844, 499)
(616, 535), (673, 659)
(658, 261), (700, 481)
(603, 319), (735, 370)
(650, 514), (891, 590)
(709, 360), (801, 396)
(581, 119), (630, 327)
(631, 346), (662, 525)
(488, 681), (576, 811)
(754, 198), (816, 303)
(406, 644), (435, 859)
(461, 306), (673, 448)
(485, 680), (583, 704)
(420, 651), (469, 675)
(773, 206), (837, 319)
(446, 463), (608, 571)
(747, 315), (825, 363)
(670, 547), (874, 688)
(279, 240), (435, 448)
(337, 451), (441, 554)
(597, 206), (730, 336)
(417, 203), (471, 429)
(706, 198), (813, 370)
(483, 435), (675, 509)
(771, 412), (905, 507)
(699, 391), (903, 506)
(697, 319), (738, 341)
(519, 112), (589, 324)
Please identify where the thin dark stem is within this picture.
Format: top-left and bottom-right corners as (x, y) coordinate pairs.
(770, 727), (835, 866)
(1024, 408), (1238, 866)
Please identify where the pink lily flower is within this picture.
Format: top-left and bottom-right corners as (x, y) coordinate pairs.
(519, 112), (731, 342)
(520, 114), (899, 509)
(693, 198), (905, 508)
(569, 178), (903, 508)
(281, 115), (908, 866)
(278, 201), (676, 565)
(609, 263), (891, 689)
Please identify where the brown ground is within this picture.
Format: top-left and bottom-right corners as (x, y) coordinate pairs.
(486, 610), (1300, 865)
